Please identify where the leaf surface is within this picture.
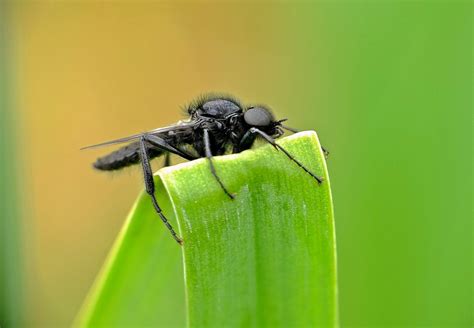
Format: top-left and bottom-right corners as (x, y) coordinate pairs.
(76, 131), (338, 327)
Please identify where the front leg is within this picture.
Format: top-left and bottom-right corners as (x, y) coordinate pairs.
(281, 125), (329, 159)
(242, 128), (324, 184)
(236, 128), (258, 153)
(321, 146), (330, 159)
(203, 129), (235, 200)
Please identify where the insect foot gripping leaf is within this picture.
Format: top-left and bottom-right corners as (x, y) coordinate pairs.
(75, 131), (338, 328)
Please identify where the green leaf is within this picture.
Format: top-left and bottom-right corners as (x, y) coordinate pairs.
(75, 131), (338, 327)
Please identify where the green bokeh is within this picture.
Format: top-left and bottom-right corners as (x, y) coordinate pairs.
(281, 3), (472, 326)
(0, 1), (23, 325)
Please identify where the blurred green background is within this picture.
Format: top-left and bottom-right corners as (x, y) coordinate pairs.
(1, 1), (472, 327)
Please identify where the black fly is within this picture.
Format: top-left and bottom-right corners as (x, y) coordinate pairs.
(82, 94), (327, 245)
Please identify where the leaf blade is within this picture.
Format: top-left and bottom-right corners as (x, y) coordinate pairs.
(76, 131), (338, 327)
(160, 131), (337, 327)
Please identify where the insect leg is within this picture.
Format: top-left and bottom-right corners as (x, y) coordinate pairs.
(281, 125), (329, 159)
(138, 137), (183, 245)
(203, 129), (235, 199)
(144, 134), (195, 160)
(236, 129), (258, 153)
(163, 152), (171, 167)
(321, 146), (330, 158)
(247, 128), (324, 184)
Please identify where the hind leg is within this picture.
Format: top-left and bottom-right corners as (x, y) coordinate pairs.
(138, 137), (183, 244)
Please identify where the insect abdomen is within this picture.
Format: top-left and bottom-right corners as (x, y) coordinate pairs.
(93, 142), (163, 171)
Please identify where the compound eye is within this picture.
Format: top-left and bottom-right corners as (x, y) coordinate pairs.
(244, 107), (273, 126)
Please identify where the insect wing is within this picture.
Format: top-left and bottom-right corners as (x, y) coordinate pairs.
(81, 121), (195, 150)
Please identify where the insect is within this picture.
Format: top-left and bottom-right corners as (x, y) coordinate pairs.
(82, 94), (327, 245)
